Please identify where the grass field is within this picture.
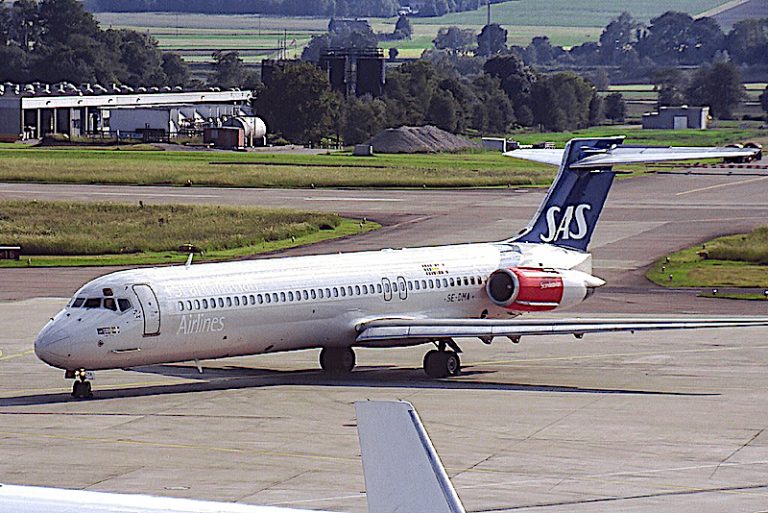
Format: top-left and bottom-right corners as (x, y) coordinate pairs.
(0, 147), (555, 188)
(0, 200), (378, 267)
(646, 228), (768, 288)
(1, 126), (763, 188)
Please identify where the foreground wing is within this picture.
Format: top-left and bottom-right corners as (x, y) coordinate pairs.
(503, 148), (564, 166)
(356, 317), (768, 344)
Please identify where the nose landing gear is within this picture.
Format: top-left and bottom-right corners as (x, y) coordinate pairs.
(67, 369), (93, 399)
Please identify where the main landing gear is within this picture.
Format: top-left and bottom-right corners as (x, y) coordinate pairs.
(67, 369), (93, 399)
(423, 339), (462, 378)
(320, 347), (356, 374)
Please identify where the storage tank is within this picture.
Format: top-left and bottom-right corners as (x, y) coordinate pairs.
(224, 116), (267, 146)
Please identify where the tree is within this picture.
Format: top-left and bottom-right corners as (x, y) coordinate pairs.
(604, 92), (626, 122)
(209, 50), (258, 89)
(476, 23), (506, 57)
(427, 90), (459, 132)
(483, 54), (536, 125)
(599, 12), (638, 65)
(382, 60), (439, 127)
(342, 95), (387, 145)
(470, 74), (514, 134)
(254, 61), (339, 144)
(162, 53), (190, 87)
(530, 72), (594, 131)
(652, 67), (687, 107)
(685, 62), (744, 119)
(433, 26), (475, 55)
(37, 0), (99, 46)
(726, 18), (768, 65)
(394, 14), (412, 40)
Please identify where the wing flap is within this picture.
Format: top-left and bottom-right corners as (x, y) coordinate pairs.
(356, 317), (768, 343)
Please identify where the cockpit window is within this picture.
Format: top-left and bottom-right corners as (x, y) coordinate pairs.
(104, 298), (117, 311)
(84, 298), (101, 308)
(72, 297), (85, 308)
(118, 299), (132, 312)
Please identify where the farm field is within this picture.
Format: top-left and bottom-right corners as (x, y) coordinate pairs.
(0, 200), (376, 267)
(94, 0), (731, 64)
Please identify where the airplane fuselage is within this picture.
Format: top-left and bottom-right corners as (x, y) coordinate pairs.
(34, 241), (592, 371)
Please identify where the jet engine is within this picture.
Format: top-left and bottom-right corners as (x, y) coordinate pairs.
(485, 267), (604, 312)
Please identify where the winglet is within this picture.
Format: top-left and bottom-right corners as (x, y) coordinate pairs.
(355, 401), (465, 513)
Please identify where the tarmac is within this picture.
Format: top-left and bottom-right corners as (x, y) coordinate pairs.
(1, 166), (768, 512)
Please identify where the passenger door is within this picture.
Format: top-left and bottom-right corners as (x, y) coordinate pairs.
(132, 284), (161, 336)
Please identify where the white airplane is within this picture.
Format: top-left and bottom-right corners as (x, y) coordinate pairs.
(33, 136), (767, 398)
(0, 400), (465, 513)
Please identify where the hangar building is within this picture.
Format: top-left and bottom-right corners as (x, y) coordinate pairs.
(0, 82), (254, 142)
(642, 106), (709, 130)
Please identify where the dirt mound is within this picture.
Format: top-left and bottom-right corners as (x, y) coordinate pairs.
(367, 125), (479, 154)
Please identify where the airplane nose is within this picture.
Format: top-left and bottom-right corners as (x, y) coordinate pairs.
(34, 322), (72, 368)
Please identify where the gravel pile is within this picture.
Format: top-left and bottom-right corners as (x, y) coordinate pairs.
(367, 125), (479, 154)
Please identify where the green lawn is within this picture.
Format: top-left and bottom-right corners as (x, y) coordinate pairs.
(0, 146), (554, 188)
(647, 229), (768, 289)
(0, 200), (378, 267)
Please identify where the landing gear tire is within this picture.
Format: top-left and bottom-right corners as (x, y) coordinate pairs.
(319, 347), (356, 374)
(423, 350), (461, 378)
(71, 379), (92, 400)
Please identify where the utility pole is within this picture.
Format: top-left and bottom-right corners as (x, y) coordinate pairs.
(487, 0), (491, 26)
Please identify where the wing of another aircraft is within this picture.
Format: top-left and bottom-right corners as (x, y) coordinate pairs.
(355, 317), (768, 345)
(355, 401), (465, 513)
(504, 144), (759, 168)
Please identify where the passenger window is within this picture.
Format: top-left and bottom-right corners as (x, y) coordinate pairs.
(392, 283), (398, 293)
(443, 278), (449, 287)
(421, 280), (427, 289)
(355, 285), (361, 295)
(257, 294), (263, 304)
(234, 297), (240, 306)
(186, 300), (192, 311)
(249, 295), (255, 305)
(377, 284), (382, 293)
(345, 286), (352, 296)
(193, 299), (200, 310)
(265, 294), (271, 304)
(408, 281), (413, 291)
(340, 287), (346, 297)
(280, 292), (286, 302)
(288, 291), (295, 301)
(311, 289), (317, 299)
(226, 297), (232, 307)
(178, 301), (184, 312)
(362, 284), (368, 294)
(210, 298), (216, 309)
(449, 278), (455, 287)
(429, 280), (434, 288)
(333, 287), (339, 297)
(272, 293), (278, 303)
(463, 277), (469, 286)
(202, 299), (209, 309)
(242, 295), (247, 305)
(435, 280), (441, 289)
(325, 288), (331, 297)
(415, 281), (420, 290)
(218, 298), (224, 307)
(72, 297), (85, 308)
(301, 290), (307, 300)
(84, 298), (101, 308)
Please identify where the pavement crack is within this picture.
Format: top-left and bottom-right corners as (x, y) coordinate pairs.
(710, 426), (767, 478)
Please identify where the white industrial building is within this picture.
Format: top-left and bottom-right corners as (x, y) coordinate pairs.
(0, 82), (259, 143)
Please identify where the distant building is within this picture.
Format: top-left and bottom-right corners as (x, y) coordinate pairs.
(642, 106), (709, 130)
(0, 82), (254, 142)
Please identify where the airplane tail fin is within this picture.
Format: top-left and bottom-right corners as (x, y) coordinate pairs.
(505, 136), (761, 251)
(355, 400), (465, 513)
(509, 137), (621, 251)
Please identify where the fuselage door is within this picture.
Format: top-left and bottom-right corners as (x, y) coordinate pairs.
(132, 284), (161, 336)
(382, 277), (392, 302)
(397, 276), (408, 300)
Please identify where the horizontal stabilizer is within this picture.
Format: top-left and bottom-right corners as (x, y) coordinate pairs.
(356, 317), (768, 344)
(505, 144), (759, 169)
(355, 401), (465, 513)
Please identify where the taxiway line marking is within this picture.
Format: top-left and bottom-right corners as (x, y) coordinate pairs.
(302, 197), (403, 202)
(676, 176), (768, 196)
(3, 189), (221, 199)
(0, 349), (34, 362)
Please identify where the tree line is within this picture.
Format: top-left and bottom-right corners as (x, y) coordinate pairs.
(0, 0), (190, 86)
(83, 0), (484, 17)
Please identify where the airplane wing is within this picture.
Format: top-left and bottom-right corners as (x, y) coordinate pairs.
(504, 145), (759, 168)
(355, 401), (465, 513)
(355, 317), (768, 345)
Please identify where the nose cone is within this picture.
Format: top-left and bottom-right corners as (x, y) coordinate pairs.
(34, 321), (72, 369)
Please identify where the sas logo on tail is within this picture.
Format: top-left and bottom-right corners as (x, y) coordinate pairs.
(540, 204), (591, 243)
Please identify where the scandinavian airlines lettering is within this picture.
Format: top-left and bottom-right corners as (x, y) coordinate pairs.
(177, 315), (225, 335)
(540, 204), (591, 243)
